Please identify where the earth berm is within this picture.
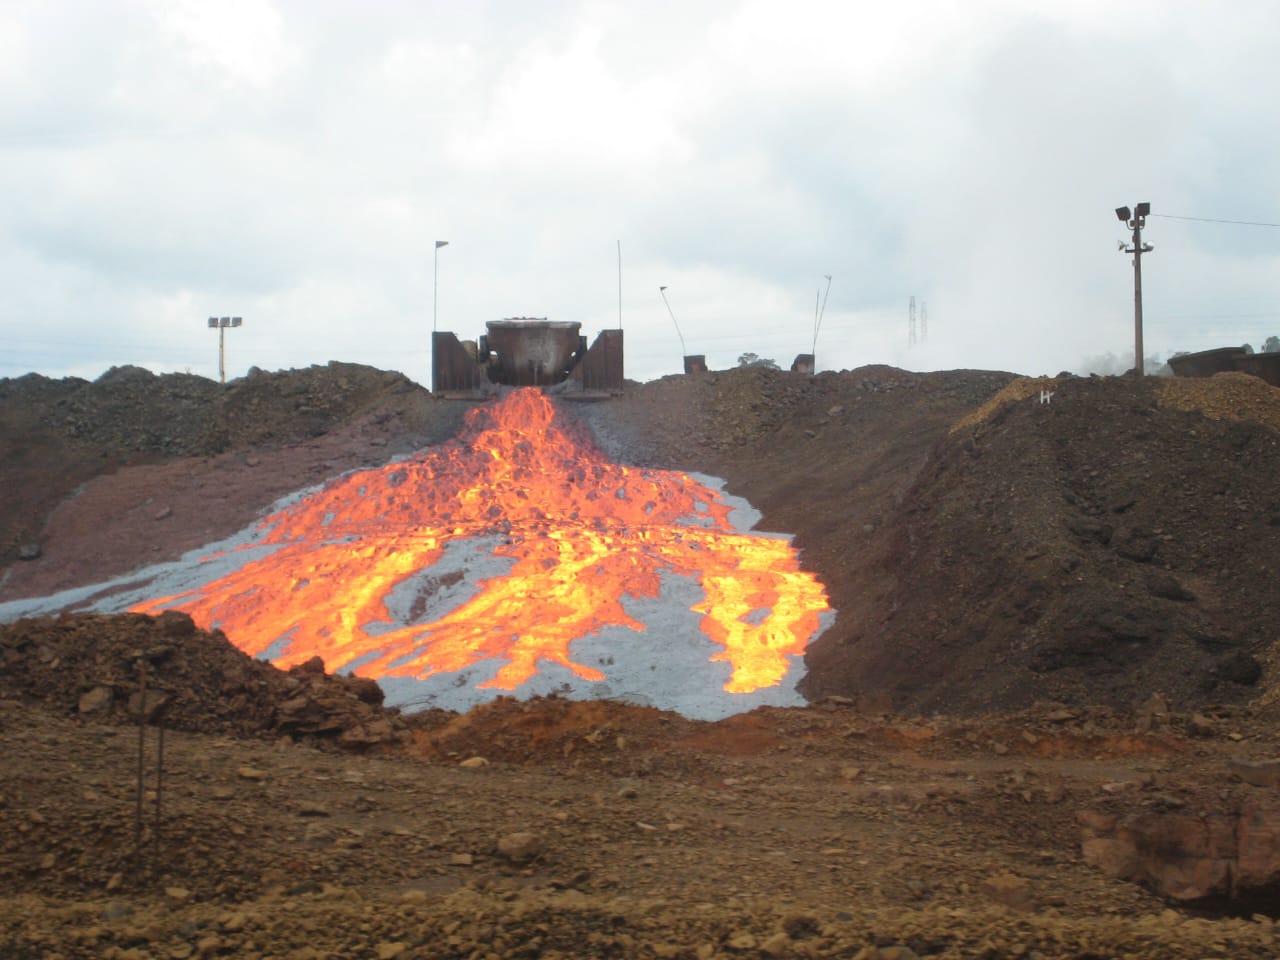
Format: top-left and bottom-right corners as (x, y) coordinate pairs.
(2, 361), (1280, 957)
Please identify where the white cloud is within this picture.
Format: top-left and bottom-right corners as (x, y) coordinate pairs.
(2, 0), (1280, 385)
(152, 0), (300, 89)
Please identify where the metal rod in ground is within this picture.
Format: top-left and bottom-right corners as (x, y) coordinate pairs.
(154, 721), (164, 856)
(134, 660), (147, 878)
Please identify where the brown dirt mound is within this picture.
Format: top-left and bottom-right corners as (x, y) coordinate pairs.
(1157, 369), (1280, 429)
(0, 362), (462, 573)
(802, 374), (1280, 714)
(0, 612), (408, 749)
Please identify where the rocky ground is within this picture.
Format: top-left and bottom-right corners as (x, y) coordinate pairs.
(6, 615), (1280, 958)
(3, 359), (1280, 956)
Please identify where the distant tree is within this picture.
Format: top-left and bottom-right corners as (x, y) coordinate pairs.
(1242, 343), (1256, 355)
(737, 352), (779, 369)
(1264, 335), (1280, 354)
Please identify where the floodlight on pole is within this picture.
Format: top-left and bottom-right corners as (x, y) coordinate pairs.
(658, 285), (687, 358)
(433, 240), (449, 333)
(206, 316), (242, 385)
(1115, 202), (1154, 376)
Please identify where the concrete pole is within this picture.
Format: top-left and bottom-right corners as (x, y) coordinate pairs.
(1132, 220), (1145, 377)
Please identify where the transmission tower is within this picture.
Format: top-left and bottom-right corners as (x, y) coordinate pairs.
(908, 296), (917, 347)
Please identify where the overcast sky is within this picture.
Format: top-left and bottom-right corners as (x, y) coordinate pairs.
(4, 0), (1280, 387)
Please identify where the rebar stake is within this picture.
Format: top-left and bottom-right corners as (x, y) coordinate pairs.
(134, 659), (147, 880)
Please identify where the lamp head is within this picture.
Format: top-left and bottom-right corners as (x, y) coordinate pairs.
(1115, 206), (1132, 222)
(1135, 201), (1151, 217)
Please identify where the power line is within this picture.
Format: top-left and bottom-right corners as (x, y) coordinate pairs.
(1150, 311), (1280, 322)
(1152, 213), (1280, 228)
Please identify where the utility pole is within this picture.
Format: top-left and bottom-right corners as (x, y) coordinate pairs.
(207, 316), (242, 384)
(1115, 203), (1154, 375)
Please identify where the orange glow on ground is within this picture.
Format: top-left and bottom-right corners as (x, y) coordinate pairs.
(133, 389), (829, 695)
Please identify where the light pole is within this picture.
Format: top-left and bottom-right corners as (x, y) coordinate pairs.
(659, 285), (687, 357)
(1115, 203), (1154, 376)
(812, 274), (832, 364)
(207, 316), (242, 385)
(433, 240), (449, 332)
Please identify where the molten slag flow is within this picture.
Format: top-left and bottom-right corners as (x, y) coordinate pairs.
(134, 389), (830, 695)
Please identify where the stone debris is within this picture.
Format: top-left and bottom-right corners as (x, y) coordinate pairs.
(1231, 758), (1280, 788)
(0, 612), (409, 751)
(496, 832), (542, 863)
(1079, 804), (1280, 901)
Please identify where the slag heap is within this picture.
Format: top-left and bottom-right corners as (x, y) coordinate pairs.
(134, 388), (829, 697)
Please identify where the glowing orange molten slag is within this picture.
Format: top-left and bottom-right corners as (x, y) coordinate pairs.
(134, 389), (830, 695)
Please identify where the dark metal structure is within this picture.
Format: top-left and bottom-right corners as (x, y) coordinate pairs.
(1167, 347), (1243, 379)
(570, 328), (624, 392)
(1233, 352), (1280, 386)
(483, 319), (584, 387)
(433, 318), (624, 398)
(1169, 347), (1280, 386)
(790, 354), (815, 374)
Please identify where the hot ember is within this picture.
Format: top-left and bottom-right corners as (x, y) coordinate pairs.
(133, 389), (829, 695)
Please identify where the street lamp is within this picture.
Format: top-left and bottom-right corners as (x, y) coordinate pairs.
(812, 274), (832, 364)
(433, 240), (449, 333)
(659, 285), (688, 356)
(206, 316), (242, 385)
(660, 286), (705, 374)
(1115, 202), (1154, 376)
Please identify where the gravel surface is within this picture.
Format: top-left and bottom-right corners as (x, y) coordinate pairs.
(6, 624), (1280, 958)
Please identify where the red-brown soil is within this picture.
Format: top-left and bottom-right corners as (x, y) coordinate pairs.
(4, 360), (1280, 956)
(6, 614), (1280, 958)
